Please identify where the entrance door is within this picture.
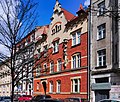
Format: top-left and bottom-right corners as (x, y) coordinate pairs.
(95, 90), (109, 102)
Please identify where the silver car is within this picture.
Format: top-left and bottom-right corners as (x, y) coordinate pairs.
(98, 99), (120, 102)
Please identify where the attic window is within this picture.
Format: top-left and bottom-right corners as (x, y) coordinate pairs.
(52, 25), (61, 35)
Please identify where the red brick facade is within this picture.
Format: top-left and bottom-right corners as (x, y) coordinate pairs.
(33, 1), (88, 99)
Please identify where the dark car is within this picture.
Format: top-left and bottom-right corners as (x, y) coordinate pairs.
(0, 96), (11, 102)
(39, 98), (63, 102)
(31, 95), (51, 102)
(64, 97), (88, 102)
(13, 94), (21, 101)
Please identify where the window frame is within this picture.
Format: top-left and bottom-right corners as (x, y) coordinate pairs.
(71, 78), (80, 93)
(97, 49), (106, 67)
(49, 81), (53, 93)
(50, 61), (54, 73)
(98, 1), (105, 16)
(57, 59), (62, 72)
(72, 53), (81, 69)
(53, 40), (59, 53)
(97, 23), (106, 40)
(56, 80), (61, 93)
(71, 30), (81, 46)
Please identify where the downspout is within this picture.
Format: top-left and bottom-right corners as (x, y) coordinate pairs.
(87, 1), (92, 101)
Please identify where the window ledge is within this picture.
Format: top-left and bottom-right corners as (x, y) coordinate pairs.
(97, 37), (105, 41)
(71, 43), (80, 48)
(70, 92), (80, 94)
(52, 51), (59, 55)
(95, 65), (107, 69)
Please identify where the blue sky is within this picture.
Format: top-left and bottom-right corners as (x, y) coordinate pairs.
(35, 0), (90, 26)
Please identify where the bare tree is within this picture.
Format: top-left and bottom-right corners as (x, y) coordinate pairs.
(0, 0), (38, 101)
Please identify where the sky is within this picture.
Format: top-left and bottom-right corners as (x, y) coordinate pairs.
(35, 0), (90, 26)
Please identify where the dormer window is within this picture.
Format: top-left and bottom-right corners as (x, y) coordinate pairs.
(51, 22), (62, 35)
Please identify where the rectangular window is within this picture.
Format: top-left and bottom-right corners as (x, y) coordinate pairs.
(49, 81), (53, 93)
(57, 59), (62, 71)
(36, 82), (39, 90)
(72, 34), (76, 46)
(50, 61), (54, 73)
(56, 81), (61, 93)
(97, 24), (106, 40)
(53, 41), (59, 53)
(72, 53), (81, 69)
(71, 79), (80, 93)
(44, 45), (48, 57)
(36, 66), (40, 76)
(98, 1), (105, 16)
(73, 56), (76, 68)
(31, 34), (35, 42)
(72, 30), (81, 46)
(97, 49), (106, 67)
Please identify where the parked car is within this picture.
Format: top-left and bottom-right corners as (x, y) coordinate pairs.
(98, 99), (120, 102)
(64, 97), (88, 102)
(18, 95), (32, 101)
(0, 96), (11, 102)
(31, 95), (51, 102)
(38, 98), (63, 102)
(13, 94), (21, 101)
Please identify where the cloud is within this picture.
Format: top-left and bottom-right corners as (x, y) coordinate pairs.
(84, 0), (90, 7)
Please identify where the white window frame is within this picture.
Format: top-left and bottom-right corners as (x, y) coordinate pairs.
(72, 53), (81, 69)
(57, 59), (62, 72)
(50, 61), (54, 73)
(36, 66), (40, 76)
(98, 1), (105, 16)
(31, 34), (35, 42)
(53, 41), (59, 53)
(71, 78), (80, 93)
(49, 81), (53, 93)
(56, 80), (61, 93)
(97, 49), (106, 67)
(97, 24), (106, 40)
(36, 82), (40, 90)
(72, 31), (81, 46)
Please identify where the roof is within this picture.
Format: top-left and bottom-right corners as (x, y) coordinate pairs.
(61, 8), (76, 21)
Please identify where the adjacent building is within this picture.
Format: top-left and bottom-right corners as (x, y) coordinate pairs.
(0, 61), (11, 96)
(33, 0), (88, 99)
(90, 0), (120, 101)
(15, 30), (35, 95)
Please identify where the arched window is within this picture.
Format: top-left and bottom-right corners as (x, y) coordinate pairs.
(56, 80), (61, 93)
(49, 81), (53, 93)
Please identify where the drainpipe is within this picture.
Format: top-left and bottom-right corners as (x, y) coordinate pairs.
(87, 1), (92, 101)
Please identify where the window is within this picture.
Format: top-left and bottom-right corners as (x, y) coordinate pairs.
(97, 24), (106, 40)
(36, 66), (40, 76)
(97, 49), (106, 67)
(31, 34), (35, 42)
(71, 78), (80, 93)
(72, 53), (81, 69)
(43, 64), (47, 73)
(72, 31), (81, 46)
(43, 45), (48, 57)
(49, 81), (53, 93)
(53, 41), (59, 53)
(57, 59), (62, 71)
(56, 80), (61, 93)
(36, 82), (39, 90)
(98, 1), (105, 16)
(50, 61), (54, 73)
